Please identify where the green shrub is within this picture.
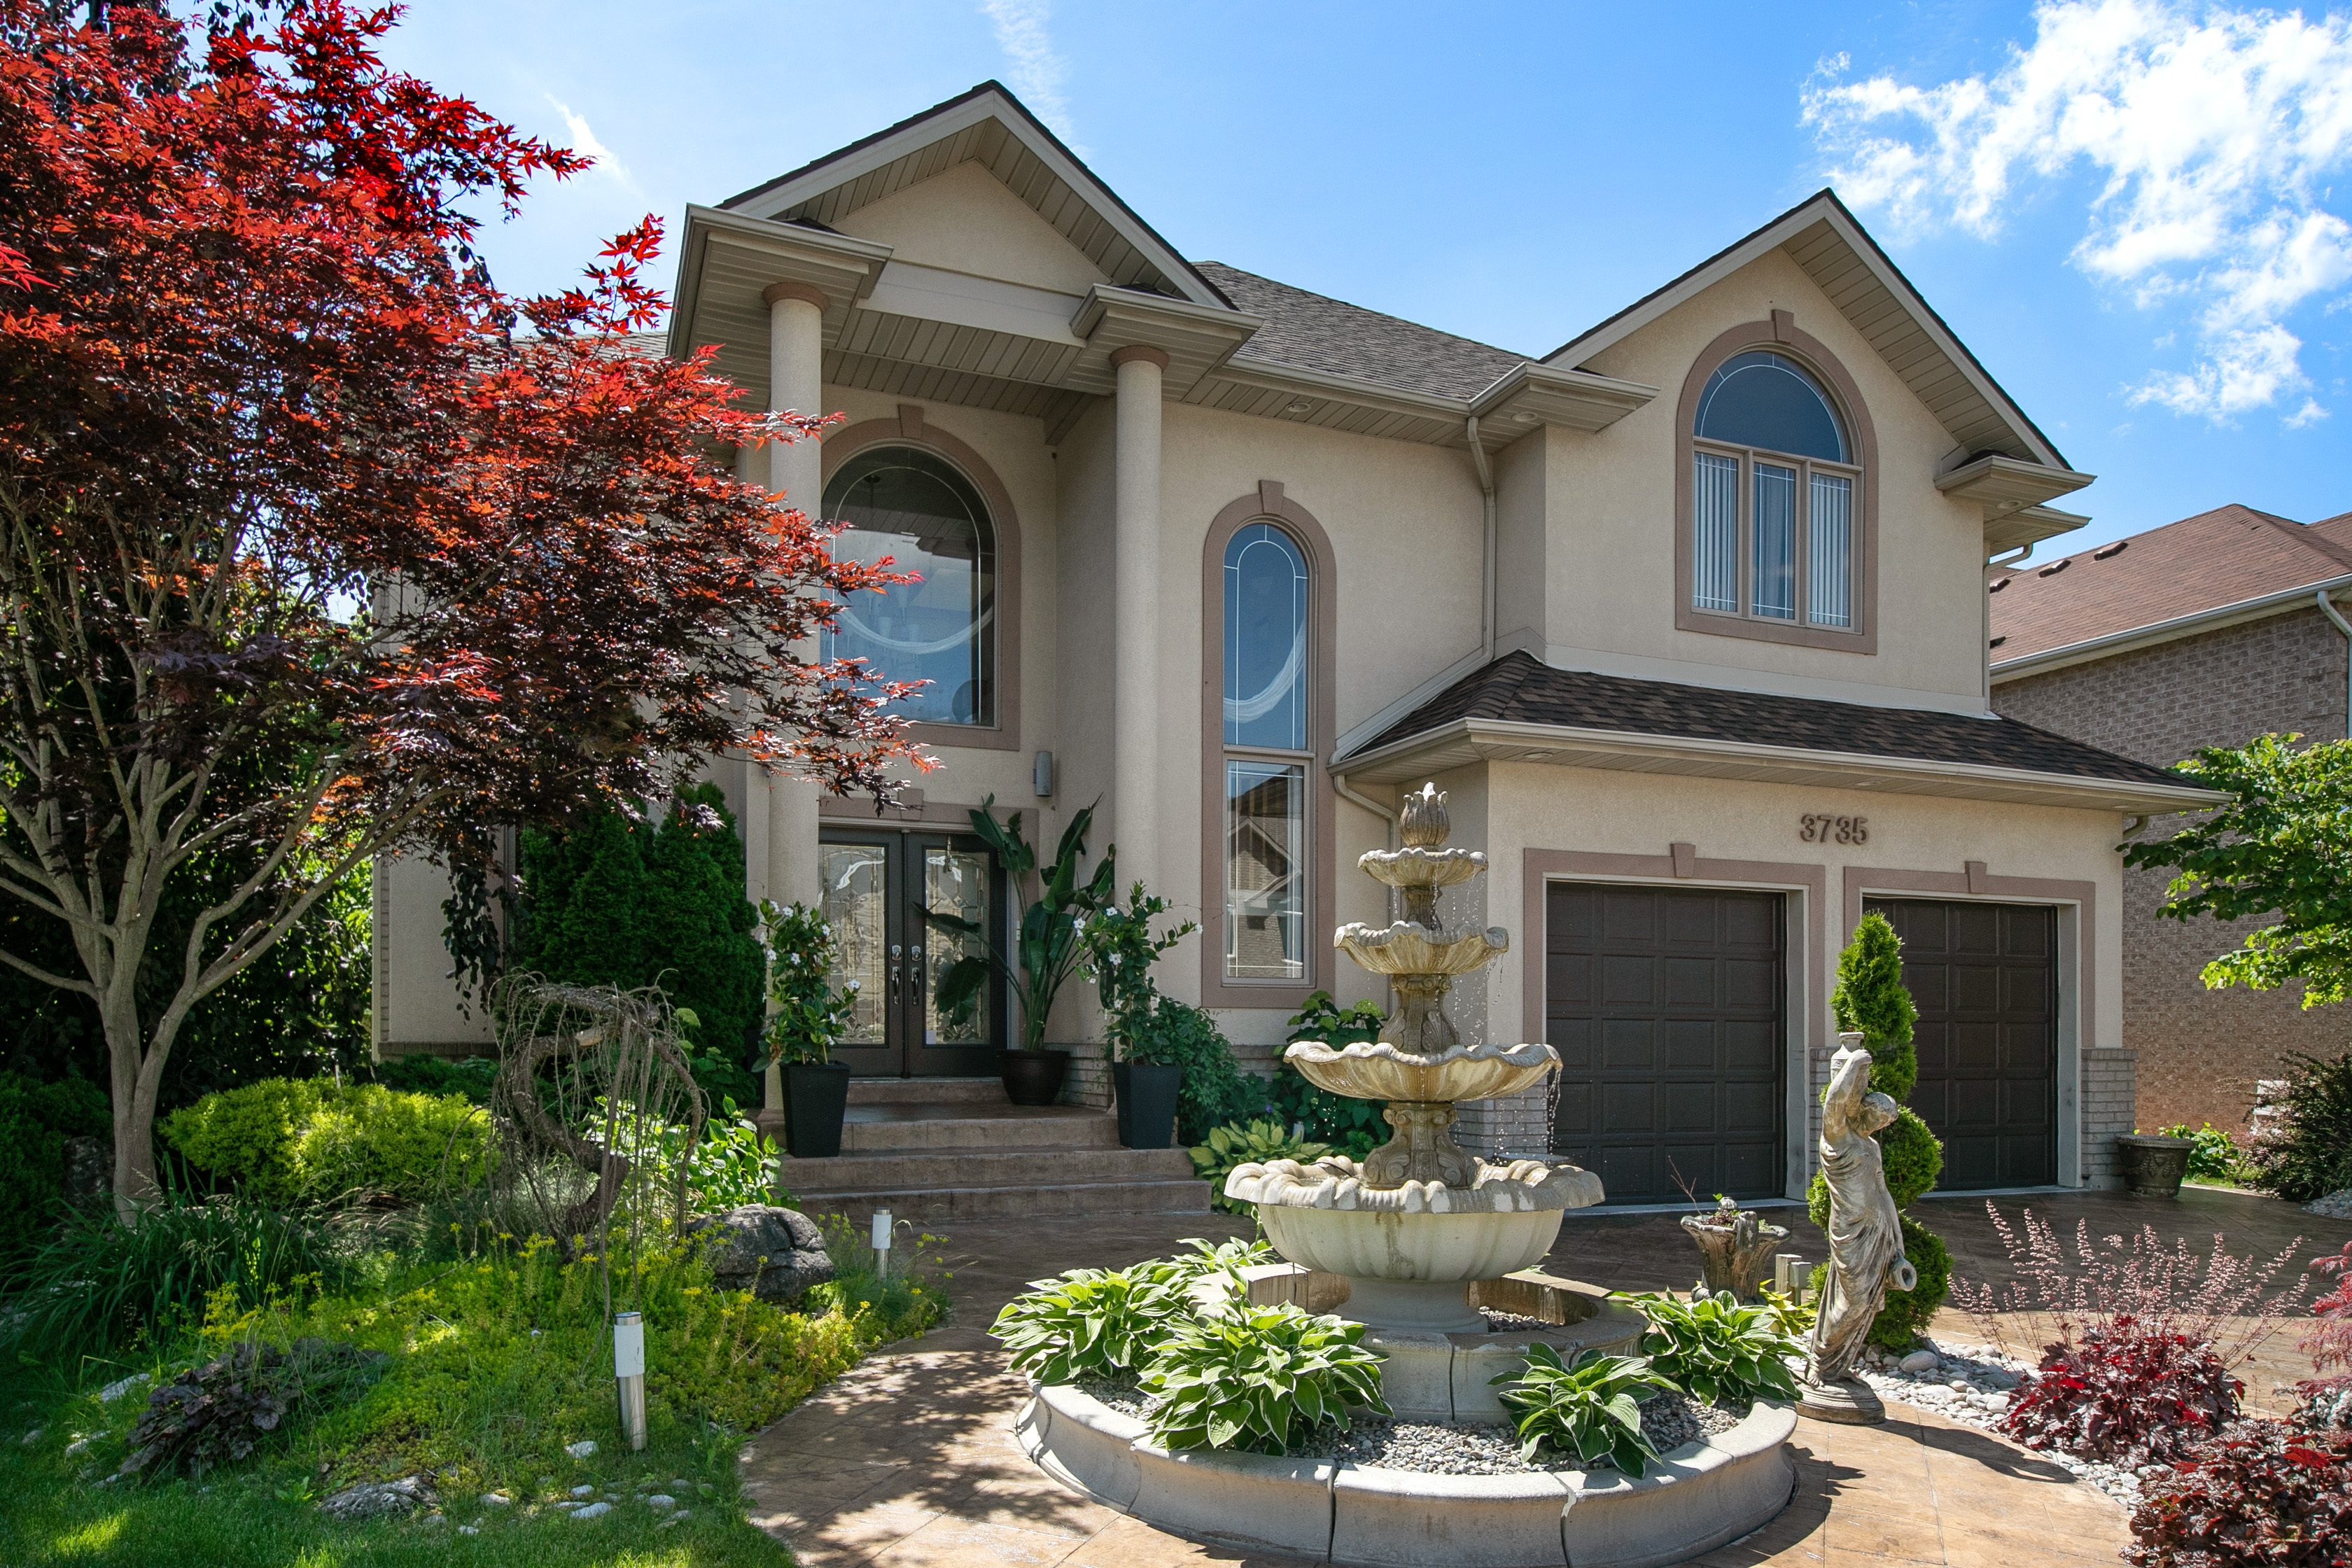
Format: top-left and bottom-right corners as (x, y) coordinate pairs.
(159, 1079), (330, 1203)
(1806, 1107), (1944, 1224)
(760, 901), (858, 1065)
(1142, 1302), (1388, 1454)
(2160, 1121), (2249, 1184)
(1625, 1287), (1804, 1406)
(1832, 911), (1919, 1101)
(372, 1054), (496, 1104)
(1268, 991), (1390, 1158)
(1867, 1217), (1953, 1351)
(160, 1079), (490, 1204)
(2246, 1049), (2352, 1201)
(1189, 1119), (1331, 1214)
(1124, 998), (1258, 1143)
(1490, 1344), (1674, 1474)
(991, 1264), (1191, 1384)
(0, 1071), (108, 1266)
(806, 1212), (954, 1346)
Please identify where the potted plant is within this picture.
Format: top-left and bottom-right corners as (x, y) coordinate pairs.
(1081, 880), (1199, 1148)
(931, 796), (1116, 1106)
(2115, 1130), (2196, 1197)
(1679, 1193), (1791, 1298)
(759, 899), (858, 1158)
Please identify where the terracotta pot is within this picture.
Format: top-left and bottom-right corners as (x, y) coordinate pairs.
(783, 1063), (851, 1159)
(2116, 1133), (2193, 1198)
(1113, 1062), (1182, 1149)
(1000, 1048), (1071, 1107)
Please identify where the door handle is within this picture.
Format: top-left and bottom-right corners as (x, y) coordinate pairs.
(909, 946), (925, 1001)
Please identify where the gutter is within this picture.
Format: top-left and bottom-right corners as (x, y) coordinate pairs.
(1992, 570), (2352, 683)
(2318, 589), (2352, 741)
(1466, 416), (1497, 666)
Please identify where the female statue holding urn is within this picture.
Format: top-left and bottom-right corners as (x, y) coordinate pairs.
(1799, 1033), (1917, 1422)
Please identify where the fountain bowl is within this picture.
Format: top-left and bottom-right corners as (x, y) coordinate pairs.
(1256, 1207), (1564, 1331)
(1284, 1037), (1557, 1104)
(1334, 922), (1509, 979)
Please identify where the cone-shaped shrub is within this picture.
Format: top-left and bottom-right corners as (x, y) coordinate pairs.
(1831, 911), (1919, 1102)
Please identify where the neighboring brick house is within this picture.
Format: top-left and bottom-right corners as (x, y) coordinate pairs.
(1991, 503), (2352, 1137)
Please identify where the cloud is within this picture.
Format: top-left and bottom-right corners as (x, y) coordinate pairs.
(980, 0), (1077, 143)
(545, 94), (640, 193)
(1803, 1), (2352, 424)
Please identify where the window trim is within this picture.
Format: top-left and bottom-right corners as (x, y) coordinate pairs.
(1199, 482), (1336, 1008)
(1674, 318), (1878, 654)
(820, 407), (1023, 750)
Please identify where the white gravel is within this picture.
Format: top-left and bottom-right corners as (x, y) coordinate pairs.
(1853, 1340), (2146, 1511)
(2304, 1189), (2352, 1219)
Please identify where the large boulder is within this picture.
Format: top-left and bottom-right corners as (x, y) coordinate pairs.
(687, 1205), (834, 1304)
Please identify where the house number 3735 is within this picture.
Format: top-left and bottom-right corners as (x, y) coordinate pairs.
(1798, 814), (1868, 845)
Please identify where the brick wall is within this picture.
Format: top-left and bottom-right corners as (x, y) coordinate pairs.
(1995, 606), (2350, 1136)
(2081, 1049), (2138, 1189)
(1456, 1082), (1551, 1159)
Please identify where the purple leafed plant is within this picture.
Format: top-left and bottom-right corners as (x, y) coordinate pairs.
(2001, 1317), (2241, 1462)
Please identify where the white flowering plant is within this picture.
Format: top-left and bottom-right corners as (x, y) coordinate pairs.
(759, 899), (858, 1065)
(1079, 880), (1198, 1059)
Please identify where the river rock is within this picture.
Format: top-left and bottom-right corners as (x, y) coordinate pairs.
(687, 1205), (834, 1303)
(319, 1474), (436, 1520)
(1898, 1350), (1940, 1373)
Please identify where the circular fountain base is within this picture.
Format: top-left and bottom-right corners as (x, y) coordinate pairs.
(1257, 1206), (1567, 1334)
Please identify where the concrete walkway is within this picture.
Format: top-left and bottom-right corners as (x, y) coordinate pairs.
(729, 1197), (2281, 1568)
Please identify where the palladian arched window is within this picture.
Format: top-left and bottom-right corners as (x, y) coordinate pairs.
(820, 446), (996, 726)
(1222, 522), (1309, 982)
(1690, 349), (1857, 631)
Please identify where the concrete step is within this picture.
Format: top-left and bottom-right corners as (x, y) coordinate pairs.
(846, 1077), (1007, 1106)
(840, 1105), (1118, 1154)
(783, 1144), (1196, 1194)
(792, 1177), (1214, 1225)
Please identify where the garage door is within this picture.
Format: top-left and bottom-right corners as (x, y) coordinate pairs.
(1545, 883), (1784, 1203)
(1865, 899), (2057, 1190)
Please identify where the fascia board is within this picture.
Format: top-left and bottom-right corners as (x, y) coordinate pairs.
(1208, 358), (1472, 424)
(1987, 505), (2091, 556)
(727, 88), (1228, 312)
(1070, 284), (1260, 343)
(1991, 573), (2352, 682)
(1937, 454), (2096, 513)
(1339, 715), (2225, 812)
(1469, 362), (1658, 435)
(1544, 195), (2070, 472)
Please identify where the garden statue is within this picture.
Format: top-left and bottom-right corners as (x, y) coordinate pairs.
(1798, 1033), (1917, 1423)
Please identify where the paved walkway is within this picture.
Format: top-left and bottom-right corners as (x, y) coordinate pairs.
(733, 1189), (2338, 1568)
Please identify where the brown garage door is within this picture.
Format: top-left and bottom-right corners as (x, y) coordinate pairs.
(1545, 883), (1784, 1203)
(1866, 899), (2057, 1190)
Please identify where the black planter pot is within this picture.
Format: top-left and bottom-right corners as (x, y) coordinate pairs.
(783, 1063), (852, 1159)
(2116, 1133), (2193, 1198)
(1114, 1062), (1182, 1149)
(1000, 1048), (1071, 1107)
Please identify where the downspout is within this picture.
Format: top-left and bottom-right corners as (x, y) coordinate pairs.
(1466, 415), (1497, 666)
(2318, 588), (2352, 740)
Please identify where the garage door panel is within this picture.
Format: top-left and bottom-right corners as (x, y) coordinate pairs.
(1548, 1017), (1593, 1072)
(1548, 883), (1784, 1203)
(1548, 954), (1594, 1007)
(1869, 899), (2057, 1194)
(1550, 1079), (1593, 1136)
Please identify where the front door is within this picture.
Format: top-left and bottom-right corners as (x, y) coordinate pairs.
(818, 830), (1002, 1077)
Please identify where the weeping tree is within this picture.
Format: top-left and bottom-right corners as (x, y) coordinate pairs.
(0, 1), (920, 1217)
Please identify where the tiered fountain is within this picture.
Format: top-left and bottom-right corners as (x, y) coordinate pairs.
(1017, 785), (1799, 1568)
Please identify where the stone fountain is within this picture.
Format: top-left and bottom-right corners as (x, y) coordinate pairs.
(1224, 783), (1604, 1334)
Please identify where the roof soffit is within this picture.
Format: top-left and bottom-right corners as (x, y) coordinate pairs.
(1544, 192), (2074, 475)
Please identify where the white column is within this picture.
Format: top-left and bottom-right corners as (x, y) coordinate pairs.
(763, 281), (828, 909)
(1112, 344), (1167, 895)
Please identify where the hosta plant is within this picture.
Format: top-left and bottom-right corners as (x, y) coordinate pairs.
(991, 1264), (1192, 1385)
(1490, 1345), (1675, 1475)
(1142, 1303), (1388, 1454)
(1189, 1119), (1331, 1214)
(1627, 1287), (1805, 1406)
(2125, 1424), (2351, 1567)
(1163, 1234), (1278, 1284)
(2002, 1317), (2241, 1463)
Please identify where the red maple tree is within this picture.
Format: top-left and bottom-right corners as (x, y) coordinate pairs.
(0, 0), (924, 1211)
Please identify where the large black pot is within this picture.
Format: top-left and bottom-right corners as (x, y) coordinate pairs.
(1000, 1048), (1071, 1107)
(783, 1062), (852, 1159)
(2116, 1133), (2193, 1198)
(1114, 1062), (1182, 1149)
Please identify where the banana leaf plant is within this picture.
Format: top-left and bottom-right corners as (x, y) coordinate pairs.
(930, 794), (1116, 1051)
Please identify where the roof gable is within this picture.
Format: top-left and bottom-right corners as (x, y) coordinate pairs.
(720, 82), (1228, 310)
(1545, 190), (2070, 472)
(831, 160), (1111, 295)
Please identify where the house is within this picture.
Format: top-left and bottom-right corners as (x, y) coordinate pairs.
(372, 81), (2217, 1203)
(1990, 503), (2352, 1138)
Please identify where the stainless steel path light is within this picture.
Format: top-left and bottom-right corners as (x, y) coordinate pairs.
(615, 1310), (647, 1450)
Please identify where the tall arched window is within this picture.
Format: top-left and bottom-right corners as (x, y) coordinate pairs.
(820, 446), (996, 726)
(1689, 349), (1858, 632)
(1222, 522), (1310, 982)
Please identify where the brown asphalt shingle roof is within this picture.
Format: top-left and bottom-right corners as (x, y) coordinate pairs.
(1348, 651), (2189, 790)
(1194, 262), (1531, 401)
(1989, 504), (2352, 664)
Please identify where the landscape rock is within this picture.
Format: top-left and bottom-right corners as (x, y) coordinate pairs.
(570, 1501), (612, 1520)
(687, 1205), (834, 1303)
(97, 1373), (149, 1404)
(564, 1440), (596, 1460)
(1898, 1350), (1939, 1372)
(319, 1474), (437, 1521)
(646, 1494), (678, 1510)
(2304, 1188), (2352, 1219)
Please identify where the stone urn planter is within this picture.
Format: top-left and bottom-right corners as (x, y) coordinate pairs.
(2116, 1133), (2194, 1197)
(1001, 1047), (1072, 1107)
(782, 1062), (851, 1159)
(1112, 1062), (1180, 1149)
(1680, 1196), (1790, 1298)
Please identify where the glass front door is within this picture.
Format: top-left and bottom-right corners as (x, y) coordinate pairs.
(817, 830), (1002, 1077)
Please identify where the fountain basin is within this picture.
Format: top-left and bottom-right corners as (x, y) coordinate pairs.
(1284, 1039), (1558, 1104)
(1259, 1206), (1562, 1331)
(1336, 922), (1510, 978)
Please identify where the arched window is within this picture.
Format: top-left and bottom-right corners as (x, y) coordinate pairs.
(1688, 349), (1858, 632)
(820, 447), (996, 726)
(1222, 522), (1309, 982)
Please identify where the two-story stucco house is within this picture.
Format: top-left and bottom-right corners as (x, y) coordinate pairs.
(373, 83), (2216, 1204)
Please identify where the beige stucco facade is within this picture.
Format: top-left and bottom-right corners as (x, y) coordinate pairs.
(374, 83), (2214, 1196)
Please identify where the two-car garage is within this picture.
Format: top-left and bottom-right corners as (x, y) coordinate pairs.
(1543, 881), (2060, 1204)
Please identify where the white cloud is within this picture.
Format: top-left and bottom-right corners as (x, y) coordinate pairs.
(545, 94), (640, 193)
(980, 0), (1077, 143)
(1803, 1), (2352, 424)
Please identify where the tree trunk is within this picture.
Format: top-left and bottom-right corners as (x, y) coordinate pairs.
(103, 986), (168, 1224)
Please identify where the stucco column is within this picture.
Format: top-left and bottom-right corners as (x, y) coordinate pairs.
(763, 281), (828, 909)
(1111, 345), (1167, 897)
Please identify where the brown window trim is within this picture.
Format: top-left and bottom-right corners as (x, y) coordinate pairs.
(820, 406), (1022, 751)
(1674, 317), (1879, 655)
(1199, 482), (1337, 1011)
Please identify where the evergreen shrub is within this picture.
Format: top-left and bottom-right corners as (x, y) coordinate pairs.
(2246, 1049), (2352, 1202)
(0, 1071), (108, 1265)
(160, 1079), (491, 1203)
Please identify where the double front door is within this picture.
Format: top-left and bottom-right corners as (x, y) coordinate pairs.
(817, 830), (1003, 1077)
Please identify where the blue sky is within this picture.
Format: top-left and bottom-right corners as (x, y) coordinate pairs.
(379, 0), (2351, 556)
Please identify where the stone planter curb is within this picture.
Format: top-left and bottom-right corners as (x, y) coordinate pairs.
(1330, 1466), (1572, 1568)
(1025, 1383), (1145, 1511)
(1129, 1441), (1338, 1560)
(1556, 1401), (1798, 1568)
